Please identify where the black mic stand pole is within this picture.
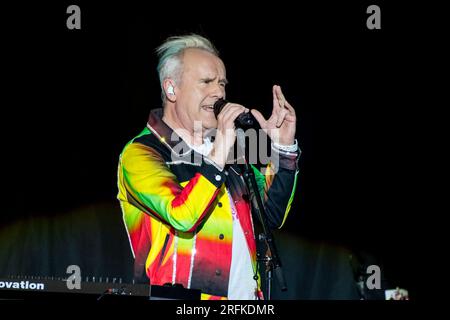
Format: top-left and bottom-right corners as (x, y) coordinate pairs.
(236, 129), (287, 300)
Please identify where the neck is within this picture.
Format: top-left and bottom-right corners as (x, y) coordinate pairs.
(162, 105), (204, 146)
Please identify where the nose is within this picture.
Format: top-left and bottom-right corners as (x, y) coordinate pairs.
(210, 83), (225, 100)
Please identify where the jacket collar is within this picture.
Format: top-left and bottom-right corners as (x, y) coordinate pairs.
(146, 108), (193, 157)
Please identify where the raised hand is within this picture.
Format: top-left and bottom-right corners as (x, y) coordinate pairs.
(251, 85), (296, 146)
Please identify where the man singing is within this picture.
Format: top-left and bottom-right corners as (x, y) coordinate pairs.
(117, 34), (300, 299)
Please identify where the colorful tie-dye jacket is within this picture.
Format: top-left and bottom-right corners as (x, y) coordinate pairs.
(117, 108), (299, 299)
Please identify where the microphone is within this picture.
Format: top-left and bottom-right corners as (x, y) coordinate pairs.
(213, 98), (256, 129)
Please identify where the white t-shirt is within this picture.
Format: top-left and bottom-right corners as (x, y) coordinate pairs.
(227, 192), (258, 300)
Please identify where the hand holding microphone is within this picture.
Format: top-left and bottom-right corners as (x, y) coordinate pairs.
(208, 101), (249, 169)
(214, 99), (256, 129)
(208, 85), (297, 169)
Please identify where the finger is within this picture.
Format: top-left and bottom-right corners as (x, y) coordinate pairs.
(276, 108), (289, 127)
(218, 103), (244, 122)
(275, 87), (297, 122)
(284, 100), (295, 114)
(225, 109), (246, 130)
(283, 100), (296, 122)
(251, 109), (267, 129)
(275, 85), (286, 110)
(227, 106), (247, 122)
(273, 85), (281, 111)
(217, 102), (233, 119)
(223, 105), (247, 126)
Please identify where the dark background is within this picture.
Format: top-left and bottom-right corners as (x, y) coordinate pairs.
(1, 1), (429, 299)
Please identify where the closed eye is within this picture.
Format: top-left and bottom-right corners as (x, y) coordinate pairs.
(201, 78), (228, 87)
(201, 78), (214, 84)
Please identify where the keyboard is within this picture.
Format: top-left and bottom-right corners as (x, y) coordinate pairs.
(0, 276), (201, 300)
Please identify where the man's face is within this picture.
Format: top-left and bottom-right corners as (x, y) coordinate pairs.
(174, 48), (227, 131)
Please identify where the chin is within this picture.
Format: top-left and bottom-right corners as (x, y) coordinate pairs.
(198, 113), (217, 129)
(203, 119), (218, 130)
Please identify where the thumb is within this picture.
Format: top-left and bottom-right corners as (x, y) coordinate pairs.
(251, 109), (267, 129)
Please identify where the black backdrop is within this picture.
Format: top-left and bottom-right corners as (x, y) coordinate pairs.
(0, 1), (425, 299)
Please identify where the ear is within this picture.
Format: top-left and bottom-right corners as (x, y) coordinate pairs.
(163, 79), (177, 102)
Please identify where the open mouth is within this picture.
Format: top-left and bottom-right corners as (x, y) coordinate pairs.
(201, 105), (215, 112)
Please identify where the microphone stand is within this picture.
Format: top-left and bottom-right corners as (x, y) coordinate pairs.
(236, 129), (287, 300)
